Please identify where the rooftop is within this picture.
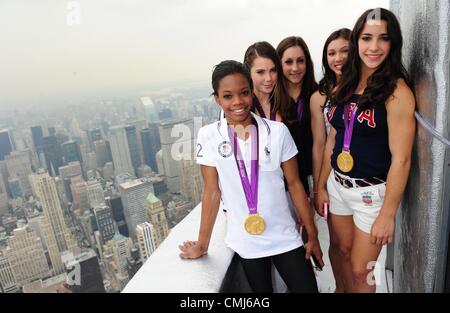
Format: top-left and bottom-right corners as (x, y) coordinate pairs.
(119, 178), (151, 190)
(146, 193), (160, 205)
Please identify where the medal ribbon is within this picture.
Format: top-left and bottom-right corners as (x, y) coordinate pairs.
(227, 119), (259, 215)
(253, 97), (276, 121)
(297, 98), (304, 122)
(343, 102), (358, 152)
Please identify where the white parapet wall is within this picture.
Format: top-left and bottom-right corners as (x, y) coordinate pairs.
(123, 203), (234, 293)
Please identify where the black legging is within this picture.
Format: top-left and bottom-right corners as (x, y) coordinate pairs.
(238, 246), (318, 293)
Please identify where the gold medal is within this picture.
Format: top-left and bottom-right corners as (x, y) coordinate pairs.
(337, 151), (354, 173)
(244, 214), (266, 235)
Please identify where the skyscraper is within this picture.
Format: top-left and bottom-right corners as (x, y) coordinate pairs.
(111, 233), (132, 288)
(48, 127), (56, 136)
(146, 193), (169, 248)
(4, 149), (33, 197)
(93, 205), (116, 244)
(8, 178), (22, 198)
(0, 129), (13, 160)
(158, 119), (194, 192)
(39, 215), (64, 274)
(59, 161), (82, 180)
(31, 126), (44, 154)
(106, 196), (128, 237)
(42, 136), (64, 176)
(158, 108), (173, 120)
(118, 178), (154, 239)
(93, 140), (110, 169)
(70, 176), (89, 213)
(59, 161), (83, 204)
(0, 251), (18, 293)
(30, 170), (77, 256)
(108, 126), (134, 177)
(65, 249), (105, 293)
(62, 140), (83, 165)
(148, 123), (161, 152)
(125, 126), (142, 176)
(136, 222), (156, 264)
(179, 158), (203, 207)
(6, 226), (50, 287)
(0, 173), (8, 217)
(141, 128), (158, 173)
(87, 180), (105, 208)
(87, 128), (103, 152)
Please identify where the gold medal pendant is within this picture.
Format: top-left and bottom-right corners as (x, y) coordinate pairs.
(337, 151), (354, 173)
(244, 214), (266, 235)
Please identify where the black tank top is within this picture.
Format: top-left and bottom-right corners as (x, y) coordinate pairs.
(329, 94), (391, 179)
(285, 97), (313, 195)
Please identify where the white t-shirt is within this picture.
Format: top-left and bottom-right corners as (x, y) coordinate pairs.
(196, 113), (303, 259)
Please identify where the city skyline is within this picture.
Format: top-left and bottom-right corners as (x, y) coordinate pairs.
(0, 93), (208, 292)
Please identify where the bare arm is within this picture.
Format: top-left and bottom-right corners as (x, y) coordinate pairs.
(371, 80), (416, 245)
(282, 157), (323, 266)
(315, 126), (336, 214)
(179, 165), (221, 258)
(310, 91), (328, 193)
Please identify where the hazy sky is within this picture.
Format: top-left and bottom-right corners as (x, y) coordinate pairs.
(0, 0), (389, 108)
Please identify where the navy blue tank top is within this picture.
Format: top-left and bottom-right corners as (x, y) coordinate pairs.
(329, 95), (391, 179)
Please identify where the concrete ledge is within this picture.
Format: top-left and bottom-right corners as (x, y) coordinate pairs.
(123, 203), (234, 293)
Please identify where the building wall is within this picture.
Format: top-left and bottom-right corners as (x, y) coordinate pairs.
(6, 227), (50, 287)
(119, 179), (154, 239)
(5, 150), (33, 196)
(0, 254), (18, 293)
(391, 0), (450, 292)
(108, 127), (134, 177)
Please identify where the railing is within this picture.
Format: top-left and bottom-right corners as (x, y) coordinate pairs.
(123, 203), (235, 293)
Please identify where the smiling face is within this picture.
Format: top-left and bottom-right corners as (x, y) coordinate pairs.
(358, 20), (391, 72)
(250, 56), (277, 96)
(280, 45), (306, 86)
(327, 37), (349, 77)
(214, 73), (253, 126)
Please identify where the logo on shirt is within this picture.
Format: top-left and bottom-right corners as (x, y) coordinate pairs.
(357, 109), (377, 128)
(218, 141), (233, 158)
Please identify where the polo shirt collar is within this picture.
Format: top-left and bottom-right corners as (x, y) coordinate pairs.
(219, 112), (269, 142)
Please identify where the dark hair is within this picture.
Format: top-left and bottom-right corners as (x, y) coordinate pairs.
(243, 41), (290, 114)
(318, 28), (351, 97)
(276, 36), (318, 121)
(211, 60), (253, 96)
(333, 8), (410, 110)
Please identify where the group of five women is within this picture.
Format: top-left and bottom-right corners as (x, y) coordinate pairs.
(179, 7), (416, 293)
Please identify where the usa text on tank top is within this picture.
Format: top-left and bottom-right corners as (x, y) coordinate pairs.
(328, 94), (391, 179)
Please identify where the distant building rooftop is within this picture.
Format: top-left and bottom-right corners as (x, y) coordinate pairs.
(146, 193), (160, 205)
(113, 232), (125, 242)
(119, 178), (151, 190)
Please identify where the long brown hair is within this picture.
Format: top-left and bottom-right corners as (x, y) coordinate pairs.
(332, 8), (410, 110)
(276, 36), (318, 122)
(318, 28), (351, 98)
(243, 41), (290, 115)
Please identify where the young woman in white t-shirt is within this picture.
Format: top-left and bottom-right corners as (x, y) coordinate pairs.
(179, 60), (323, 293)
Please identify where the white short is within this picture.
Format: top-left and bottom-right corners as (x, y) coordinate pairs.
(327, 170), (386, 234)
